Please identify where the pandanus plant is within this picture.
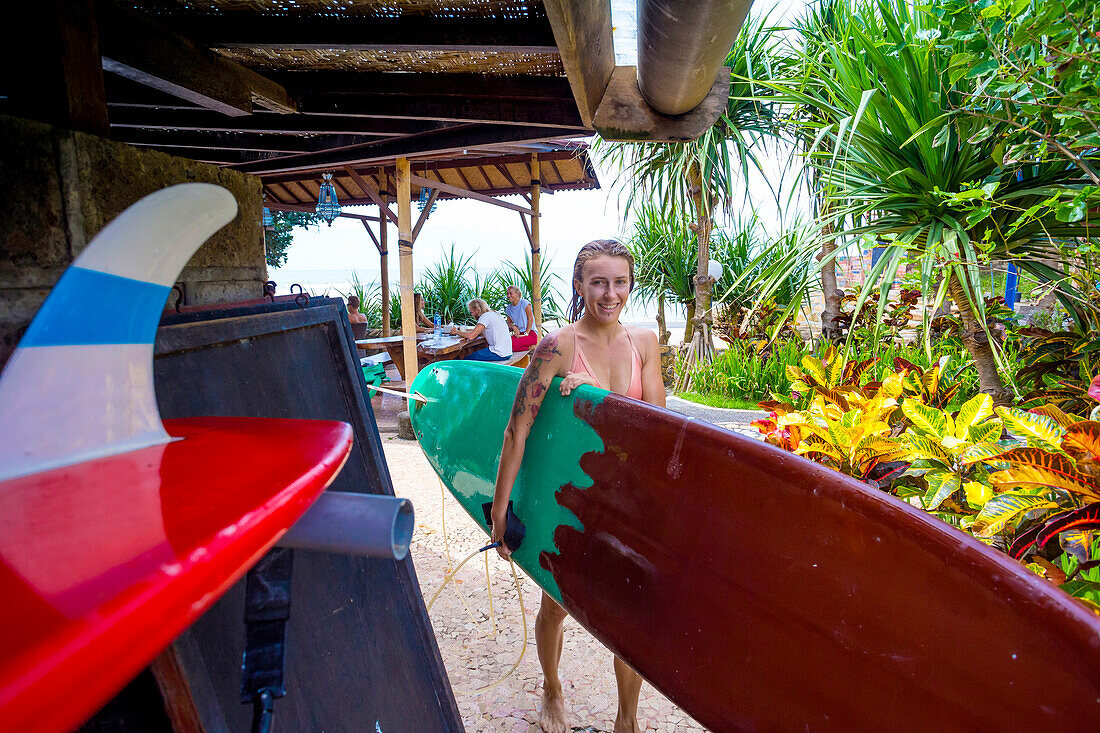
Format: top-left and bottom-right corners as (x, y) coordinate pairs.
(754, 0), (1100, 403)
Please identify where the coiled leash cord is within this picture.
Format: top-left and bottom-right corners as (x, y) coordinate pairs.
(427, 479), (528, 696)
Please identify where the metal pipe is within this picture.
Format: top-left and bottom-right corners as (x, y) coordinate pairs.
(278, 492), (414, 560)
(636, 0), (753, 116)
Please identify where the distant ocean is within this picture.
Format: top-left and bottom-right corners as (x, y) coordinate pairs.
(269, 266), (689, 331)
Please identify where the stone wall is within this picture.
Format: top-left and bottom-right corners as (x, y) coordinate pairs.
(0, 115), (266, 366)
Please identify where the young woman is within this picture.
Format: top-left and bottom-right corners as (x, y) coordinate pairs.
(489, 240), (664, 733)
(449, 298), (513, 362)
(412, 292), (436, 333)
(504, 285), (538, 351)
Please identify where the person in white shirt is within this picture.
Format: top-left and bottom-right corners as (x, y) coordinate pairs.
(449, 298), (513, 361)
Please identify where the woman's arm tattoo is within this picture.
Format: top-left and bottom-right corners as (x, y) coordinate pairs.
(511, 334), (562, 421)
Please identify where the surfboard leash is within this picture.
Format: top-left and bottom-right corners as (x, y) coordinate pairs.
(366, 384), (428, 402)
(438, 478), (497, 637)
(426, 545), (527, 696)
(428, 479), (528, 696)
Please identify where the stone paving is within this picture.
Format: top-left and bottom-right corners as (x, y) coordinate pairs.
(376, 389), (765, 732)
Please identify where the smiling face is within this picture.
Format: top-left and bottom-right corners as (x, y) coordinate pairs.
(507, 288), (521, 306)
(576, 255), (632, 325)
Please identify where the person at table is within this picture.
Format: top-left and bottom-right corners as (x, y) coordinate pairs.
(346, 295), (368, 324)
(449, 298), (513, 362)
(412, 292), (437, 333)
(505, 285), (538, 351)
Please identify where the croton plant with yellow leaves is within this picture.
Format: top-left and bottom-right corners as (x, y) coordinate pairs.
(753, 348), (1100, 608)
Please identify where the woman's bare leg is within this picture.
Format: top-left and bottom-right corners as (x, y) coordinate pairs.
(613, 656), (643, 733)
(536, 592), (569, 733)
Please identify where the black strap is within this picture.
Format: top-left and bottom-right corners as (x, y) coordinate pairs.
(240, 547), (293, 720)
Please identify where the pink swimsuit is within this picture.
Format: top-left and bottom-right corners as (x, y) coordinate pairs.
(570, 326), (644, 399)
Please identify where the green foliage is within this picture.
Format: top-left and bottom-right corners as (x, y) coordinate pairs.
(627, 205), (699, 307)
(419, 245), (478, 324)
(416, 245), (562, 327)
(757, 0), (1100, 396)
(936, 0), (1100, 183)
(687, 340), (806, 406)
(264, 211), (319, 268)
(1016, 329), (1100, 414)
(497, 252), (567, 326)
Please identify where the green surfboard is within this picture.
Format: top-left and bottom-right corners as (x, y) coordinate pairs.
(410, 360), (1100, 732)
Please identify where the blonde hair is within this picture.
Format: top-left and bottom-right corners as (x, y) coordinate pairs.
(506, 285), (522, 296)
(569, 239), (635, 321)
(467, 298), (490, 317)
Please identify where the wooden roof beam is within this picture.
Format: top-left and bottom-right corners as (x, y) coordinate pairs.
(111, 128), (371, 153)
(107, 108), (447, 136)
(296, 92), (585, 129)
(261, 148), (584, 186)
(276, 73), (574, 102)
(97, 1), (295, 117)
(236, 124), (580, 176)
(266, 201), (380, 222)
(168, 16), (558, 54)
(542, 0), (614, 129)
(409, 173), (533, 216)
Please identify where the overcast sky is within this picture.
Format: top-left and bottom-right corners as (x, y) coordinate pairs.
(271, 0), (810, 288)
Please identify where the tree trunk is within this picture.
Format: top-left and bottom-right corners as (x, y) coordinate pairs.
(677, 161), (716, 392)
(818, 218), (843, 343)
(657, 292), (670, 345)
(947, 273), (1012, 405)
(683, 299), (696, 343)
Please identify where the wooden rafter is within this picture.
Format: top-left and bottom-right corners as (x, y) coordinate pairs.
(233, 124), (575, 175)
(166, 16), (558, 54)
(409, 173), (533, 216)
(344, 166), (398, 226)
(361, 220), (381, 253)
(295, 92), (584, 129)
(107, 107), (448, 137)
(266, 201), (379, 222)
(541, 0), (614, 128)
(493, 163), (531, 204)
(275, 72), (573, 101)
(97, 2), (295, 116)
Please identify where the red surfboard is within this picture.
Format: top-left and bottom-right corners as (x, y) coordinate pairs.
(0, 417), (353, 733)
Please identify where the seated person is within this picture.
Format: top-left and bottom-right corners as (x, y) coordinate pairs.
(504, 286), (538, 351)
(413, 292), (436, 333)
(346, 295), (368, 324)
(450, 298), (513, 362)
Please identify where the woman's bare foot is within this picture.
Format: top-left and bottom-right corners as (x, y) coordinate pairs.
(613, 708), (642, 733)
(539, 685), (569, 733)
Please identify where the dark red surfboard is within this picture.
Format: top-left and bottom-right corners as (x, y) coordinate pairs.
(413, 361), (1100, 732)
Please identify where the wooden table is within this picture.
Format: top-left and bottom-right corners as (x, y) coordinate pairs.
(372, 334), (488, 380)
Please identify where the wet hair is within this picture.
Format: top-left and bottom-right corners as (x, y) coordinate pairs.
(347, 295), (360, 309)
(569, 239), (635, 321)
(467, 298), (490, 317)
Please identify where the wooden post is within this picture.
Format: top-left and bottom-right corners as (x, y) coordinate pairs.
(380, 190), (391, 337)
(396, 158), (418, 382)
(530, 154), (544, 332)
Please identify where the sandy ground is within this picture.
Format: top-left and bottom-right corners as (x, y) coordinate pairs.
(372, 389), (763, 733)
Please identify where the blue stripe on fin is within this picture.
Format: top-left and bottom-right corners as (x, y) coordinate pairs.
(21, 267), (171, 346)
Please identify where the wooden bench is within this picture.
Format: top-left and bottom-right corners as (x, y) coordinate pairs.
(504, 348), (534, 369)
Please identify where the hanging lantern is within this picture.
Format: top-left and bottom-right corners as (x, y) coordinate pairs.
(261, 194), (274, 230)
(315, 172), (342, 226)
(417, 186), (436, 215)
